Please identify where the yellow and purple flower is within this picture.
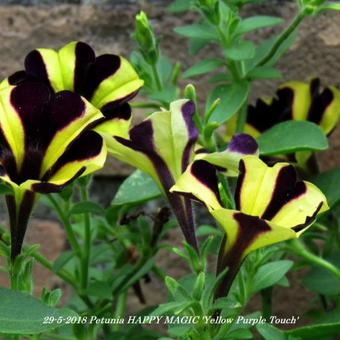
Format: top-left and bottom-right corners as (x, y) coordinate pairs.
(2, 41), (144, 140)
(101, 99), (259, 250)
(171, 155), (328, 298)
(0, 81), (107, 259)
(246, 78), (340, 137)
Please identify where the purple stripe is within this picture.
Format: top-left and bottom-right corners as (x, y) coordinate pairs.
(190, 160), (222, 206)
(82, 54), (121, 101)
(292, 201), (323, 232)
(74, 41), (96, 94)
(24, 50), (52, 88)
(307, 79), (334, 128)
(247, 87), (294, 133)
(261, 165), (306, 221)
(215, 212), (271, 299)
(6, 190), (35, 260)
(234, 160), (246, 210)
(114, 119), (198, 250)
(181, 101), (199, 172)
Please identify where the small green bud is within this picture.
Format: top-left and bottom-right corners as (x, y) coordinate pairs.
(135, 11), (159, 64)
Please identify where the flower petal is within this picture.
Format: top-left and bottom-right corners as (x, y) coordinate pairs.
(94, 102), (131, 139)
(170, 159), (222, 210)
(88, 55), (144, 109)
(236, 156), (328, 227)
(307, 79), (340, 135)
(197, 133), (258, 176)
(29, 131), (106, 193)
(24, 41), (143, 110)
(39, 91), (104, 177)
(212, 209), (297, 258)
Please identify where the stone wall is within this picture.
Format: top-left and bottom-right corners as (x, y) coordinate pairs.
(0, 1), (338, 173)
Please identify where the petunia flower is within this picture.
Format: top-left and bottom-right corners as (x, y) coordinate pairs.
(226, 79), (340, 169)
(248, 78), (340, 137)
(0, 81), (107, 260)
(2, 41), (144, 139)
(171, 155), (328, 298)
(102, 96), (259, 251)
(100, 99), (199, 250)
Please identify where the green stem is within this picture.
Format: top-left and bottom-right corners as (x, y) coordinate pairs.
(261, 287), (273, 319)
(235, 100), (249, 133)
(130, 101), (160, 109)
(47, 195), (81, 256)
(151, 63), (162, 91)
(257, 10), (306, 67)
(289, 239), (340, 280)
(112, 291), (128, 331)
(80, 185), (91, 291)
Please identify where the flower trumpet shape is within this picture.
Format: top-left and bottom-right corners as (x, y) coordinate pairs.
(103, 98), (259, 251)
(171, 155), (328, 298)
(3, 41), (144, 139)
(0, 81), (107, 260)
(101, 99), (199, 250)
(247, 78), (340, 137)
(227, 79), (340, 169)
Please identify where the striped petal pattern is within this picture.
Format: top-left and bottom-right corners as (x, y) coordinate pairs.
(0, 81), (107, 259)
(246, 79), (340, 136)
(171, 134), (258, 209)
(5, 41), (144, 143)
(171, 155), (328, 297)
(105, 99), (199, 249)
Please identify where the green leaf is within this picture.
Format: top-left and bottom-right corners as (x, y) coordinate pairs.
(247, 66), (282, 80)
(252, 260), (293, 293)
(117, 258), (154, 293)
(206, 82), (249, 124)
(196, 225), (222, 237)
(188, 38), (210, 55)
(151, 301), (195, 316)
(52, 251), (76, 273)
(311, 168), (340, 208)
(302, 254), (340, 295)
(183, 59), (224, 78)
(112, 170), (160, 206)
(69, 201), (104, 216)
(225, 40), (255, 60)
(167, 0), (192, 13)
(174, 24), (217, 40)
(285, 322), (340, 338)
(257, 323), (286, 340)
(258, 121), (328, 156)
(0, 287), (77, 335)
(0, 183), (12, 195)
(320, 2), (340, 12)
(237, 16), (284, 34)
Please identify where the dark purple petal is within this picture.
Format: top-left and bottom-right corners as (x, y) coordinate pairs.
(215, 212), (271, 299)
(261, 165), (306, 220)
(73, 41), (96, 94)
(25, 50), (51, 87)
(32, 168), (85, 194)
(191, 160), (222, 205)
(227, 133), (258, 155)
(181, 100), (199, 171)
(42, 130), (103, 181)
(101, 102), (132, 120)
(235, 160), (246, 211)
(6, 190), (35, 260)
(307, 78), (334, 126)
(247, 88), (294, 132)
(82, 54), (121, 100)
